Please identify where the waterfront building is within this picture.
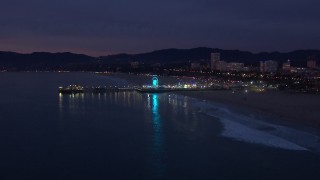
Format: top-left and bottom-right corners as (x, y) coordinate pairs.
(291, 67), (307, 74)
(191, 63), (201, 70)
(227, 62), (244, 72)
(211, 52), (220, 70)
(307, 56), (317, 69)
(130, 61), (139, 69)
(242, 66), (252, 72)
(217, 61), (228, 71)
(260, 60), (278, 73)
(260, 61), (265, 72)
(282, 60), (291, 72)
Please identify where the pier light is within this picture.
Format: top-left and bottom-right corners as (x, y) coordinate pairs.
(152, 76), (159, 88)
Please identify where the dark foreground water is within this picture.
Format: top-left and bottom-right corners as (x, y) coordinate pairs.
(0, 72), (320, 180)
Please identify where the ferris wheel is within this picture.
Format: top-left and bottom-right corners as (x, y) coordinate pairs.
(152, 76), (159, 88)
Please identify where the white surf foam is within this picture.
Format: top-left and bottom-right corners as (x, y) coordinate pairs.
(218, 117), (308, 151)
(190, 99), (309, 151)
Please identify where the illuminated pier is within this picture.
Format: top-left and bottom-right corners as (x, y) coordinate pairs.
(58, 75), (228, 94)
(59, 85), (136, 94)
(59, 85), (225, 94)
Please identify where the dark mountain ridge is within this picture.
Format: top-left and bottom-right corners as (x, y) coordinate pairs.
(1, 48), (319, 70)
(99, 47), (320, 66)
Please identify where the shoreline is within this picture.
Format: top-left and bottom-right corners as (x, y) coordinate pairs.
(177, 91), (320, 130)
(173, 92), (320, 154)
(105, 72), (320, 130)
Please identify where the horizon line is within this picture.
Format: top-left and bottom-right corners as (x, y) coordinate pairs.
(1, 47), (320, 57)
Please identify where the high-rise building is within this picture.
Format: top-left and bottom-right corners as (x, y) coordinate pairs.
(266, 60), (278, 73)
(211, 52), (220, 70)
(260, 61), (265, 73)
(282, 60), (291, 71)
(260, 60), (278, 73)
(307, 56), (317, 69)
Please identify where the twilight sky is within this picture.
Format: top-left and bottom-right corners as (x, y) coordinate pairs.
(0, 0), (319, 56)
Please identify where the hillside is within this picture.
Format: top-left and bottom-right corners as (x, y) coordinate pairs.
(1, 48), (319, 71)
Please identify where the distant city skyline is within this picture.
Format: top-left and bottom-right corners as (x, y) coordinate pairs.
(1, 0), (320, 56)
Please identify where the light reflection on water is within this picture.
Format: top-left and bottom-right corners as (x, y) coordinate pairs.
(58, 92), (199, 139)
(150, 94), (166, 178)
(2, 73), (319, 179)
(58, 92), (206, 178)
(59, 92), (143, 111)
(58, 92), (167, 170)
(58, 93), (86, 130)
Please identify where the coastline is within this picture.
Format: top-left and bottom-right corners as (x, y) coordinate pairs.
(104, 72), (320, 133)
(177, 91), (320, 130)
(174, 91), (320, 154)
(107, 72), (320, 129)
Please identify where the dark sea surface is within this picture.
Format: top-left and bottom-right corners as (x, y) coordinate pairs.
(0, 72), (320, 180)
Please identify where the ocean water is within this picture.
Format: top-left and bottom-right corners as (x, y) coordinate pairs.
(0, 72), (320, 180)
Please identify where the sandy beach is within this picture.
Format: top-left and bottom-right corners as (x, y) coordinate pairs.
(103, 73), (320, 153)
(107, 73), (320, 129)
(178, 91), (320, 129)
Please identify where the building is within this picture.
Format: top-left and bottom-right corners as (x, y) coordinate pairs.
(216, 61), (227, 71)
(212, 60), (246, 72)
(282, 60), (291, 72)
(227, 62), (244, 72)
(265, 60), (278, 73)
(191, 63), (201, 70)
(211, 52), (220, 70)
(260, 60), (278, 73)
(130, 61), (139, 69)
(260, 61), (264, 72)
(243, 66), (254, 72)
(307, 56), (317, 69)
(290, 67), (307, 74)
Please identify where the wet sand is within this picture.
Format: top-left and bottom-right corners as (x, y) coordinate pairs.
(108, 73), (320, 129)
(178, 91), (320, 129)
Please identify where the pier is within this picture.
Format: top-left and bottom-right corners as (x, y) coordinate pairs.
(59, 85), (136, 94)
(58, 75), (228, 94)
(58, 85), (226, 94)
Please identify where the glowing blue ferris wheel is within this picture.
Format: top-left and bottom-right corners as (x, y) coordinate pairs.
(152, 76), (159, 88)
